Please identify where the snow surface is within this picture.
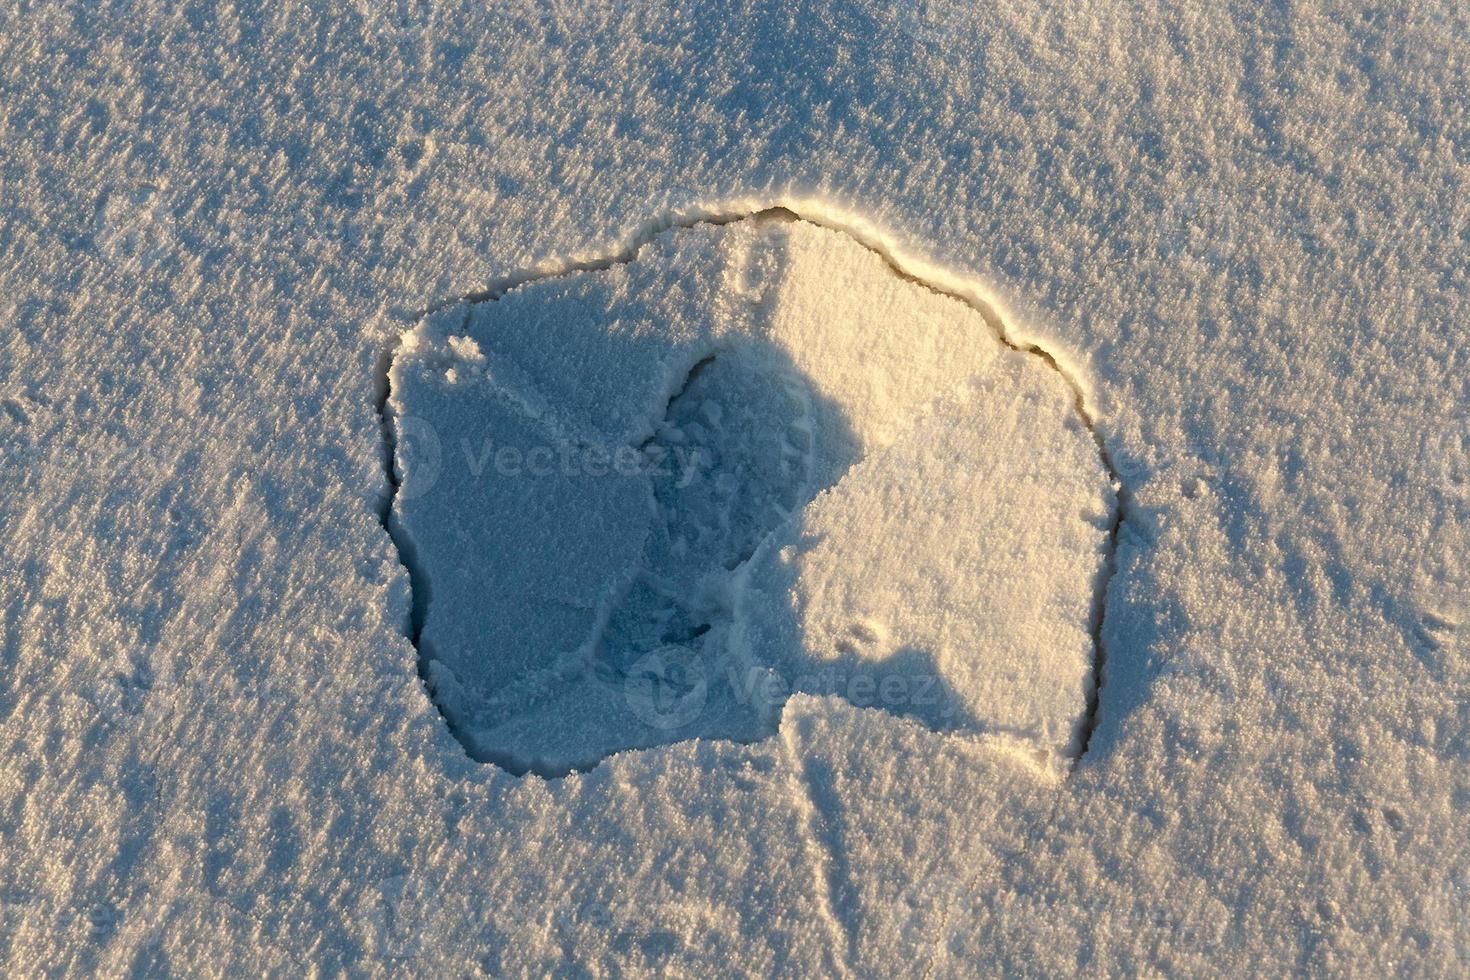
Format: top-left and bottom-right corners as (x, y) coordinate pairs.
(1, 0), (1468, 975)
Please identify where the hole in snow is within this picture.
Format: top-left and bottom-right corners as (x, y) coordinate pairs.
(381, 210), (1117, 777)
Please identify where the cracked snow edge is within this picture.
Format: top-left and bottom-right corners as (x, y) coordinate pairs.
(373, 199), (1131, 778)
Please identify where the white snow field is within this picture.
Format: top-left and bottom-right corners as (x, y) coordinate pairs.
(1, 1), (1468, 975)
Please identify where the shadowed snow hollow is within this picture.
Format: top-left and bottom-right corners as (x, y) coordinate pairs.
(386, 214), (1114, 775)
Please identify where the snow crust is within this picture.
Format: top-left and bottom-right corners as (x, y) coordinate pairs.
(390, 218), (1112, 774)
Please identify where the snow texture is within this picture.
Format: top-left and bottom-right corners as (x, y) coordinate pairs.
(1, 0), (1468, 975)
(388, 217), (1112, 774)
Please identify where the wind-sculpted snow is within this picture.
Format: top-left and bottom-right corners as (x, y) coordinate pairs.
(385, 213), (1116, 776)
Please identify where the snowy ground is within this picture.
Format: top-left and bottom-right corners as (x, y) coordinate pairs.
(1, 1), (1468, 975)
